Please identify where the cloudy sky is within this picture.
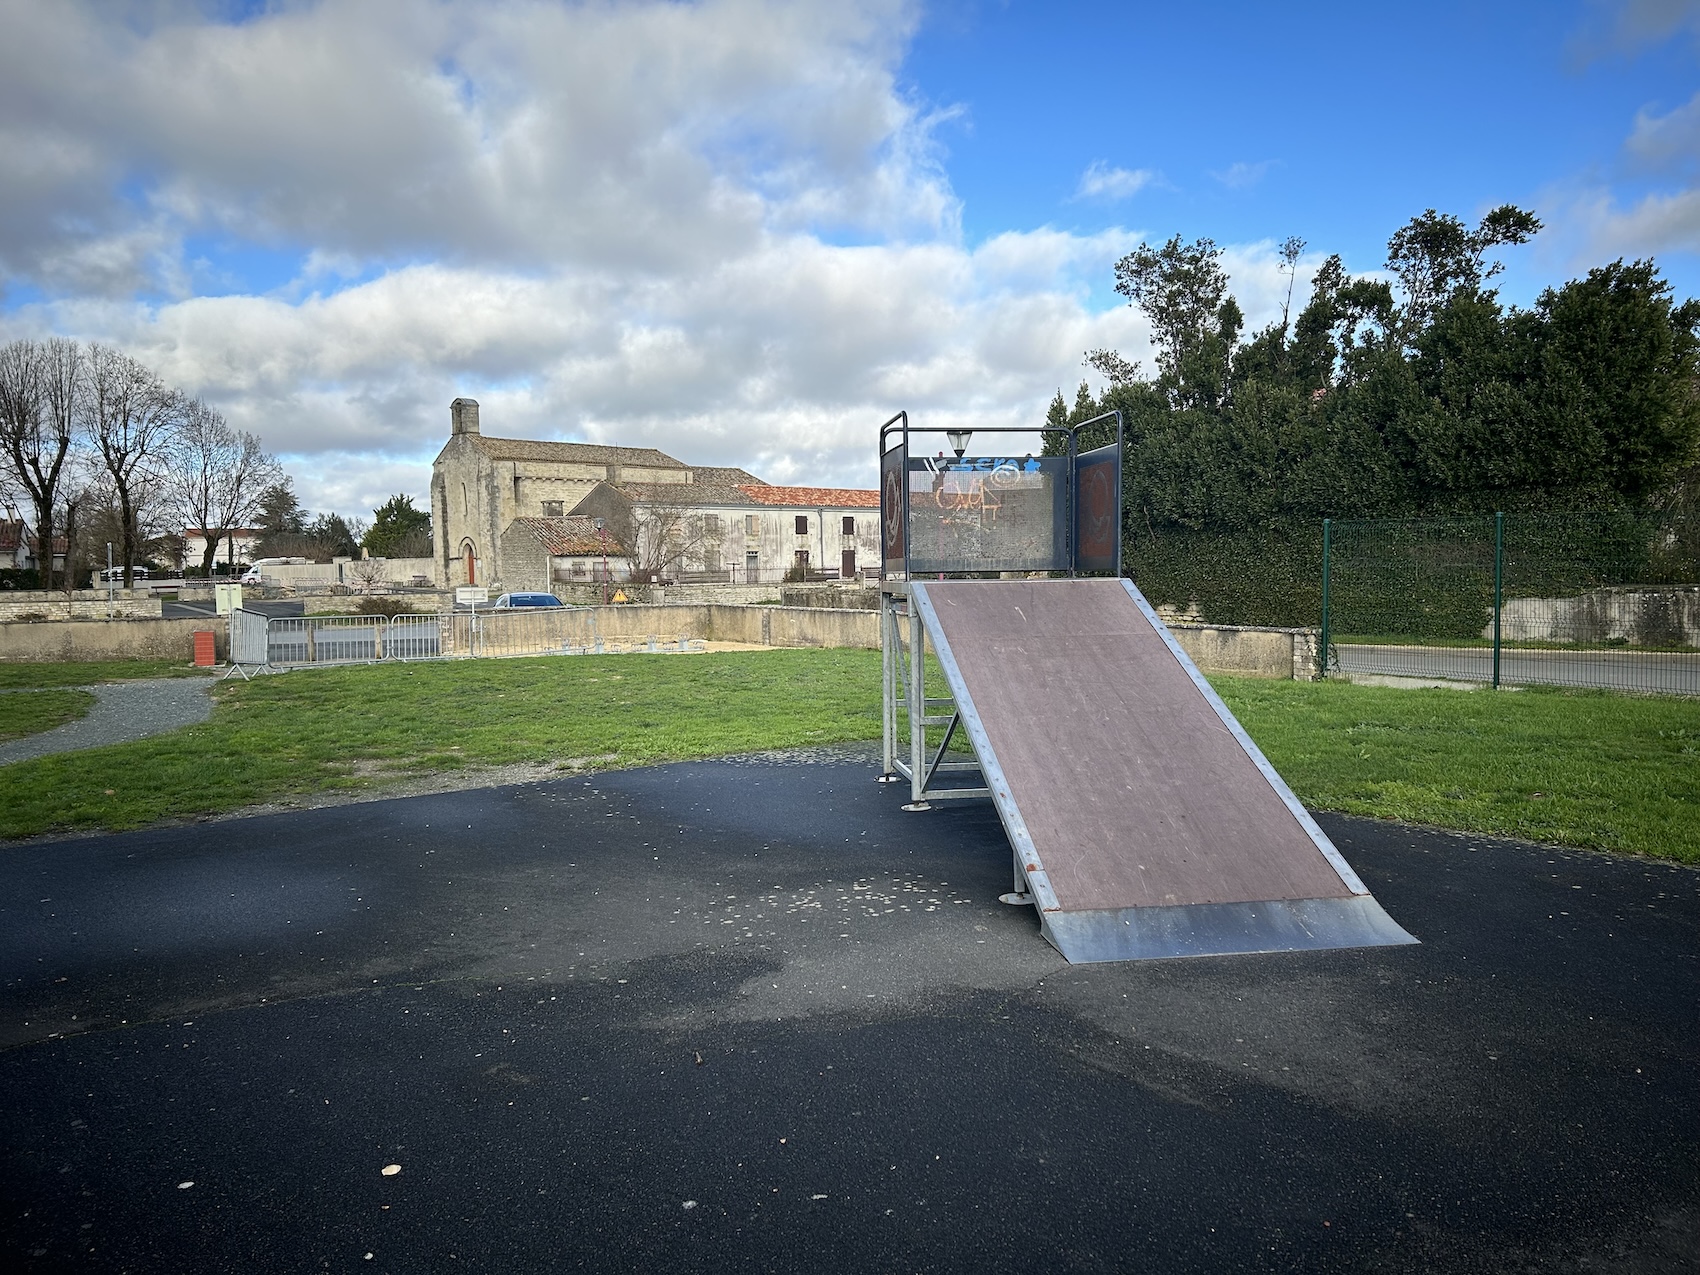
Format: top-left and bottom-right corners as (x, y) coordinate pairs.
(1, 0), (1697, 519)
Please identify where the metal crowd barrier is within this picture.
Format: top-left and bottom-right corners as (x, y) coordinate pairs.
(227, 608), (707, 674)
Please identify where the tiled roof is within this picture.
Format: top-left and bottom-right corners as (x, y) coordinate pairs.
(737, 485), (880, 509)
(0, 520), (26, 552)
(596, 481), (756, 508)
(471, 436), (688, 468)
(509, 516), (628, 556)
(691, 466), (768, 487)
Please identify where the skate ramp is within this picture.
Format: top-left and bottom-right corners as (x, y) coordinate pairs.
(909, 577), (1417, 962)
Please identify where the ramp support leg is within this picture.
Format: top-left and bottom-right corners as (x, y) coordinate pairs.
(878, 596), (900, 781)
(999, 851), (1034, 906)
(903, 605), (930, 810)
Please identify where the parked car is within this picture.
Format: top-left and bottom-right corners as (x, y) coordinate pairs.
(490, 592), (566, 609)
(239, 565), (264, 585)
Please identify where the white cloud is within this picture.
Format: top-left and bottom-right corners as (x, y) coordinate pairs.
(1570, 0), (1700, 61)
(1211, 160), (1275, 190)
(1628, 89), (1700, 174)
(1074, 162), (1158, 202)
(0, 0), (1171, 519)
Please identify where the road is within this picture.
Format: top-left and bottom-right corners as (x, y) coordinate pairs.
(2, 749), (1696, 1273)
(1337, 642), (1700, 694)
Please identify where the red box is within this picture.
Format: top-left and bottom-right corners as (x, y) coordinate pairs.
(193, 630), (216, 667)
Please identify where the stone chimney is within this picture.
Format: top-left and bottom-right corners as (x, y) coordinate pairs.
(450, 397), (480, 436)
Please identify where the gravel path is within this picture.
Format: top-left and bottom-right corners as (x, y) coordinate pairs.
(0, 677), (214, 765)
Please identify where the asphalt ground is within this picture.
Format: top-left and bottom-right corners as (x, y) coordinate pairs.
(1, 748), (1696, 1274)
(1336, 643), (1700, 696)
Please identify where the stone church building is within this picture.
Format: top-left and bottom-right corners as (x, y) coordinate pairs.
(430, 398), (880, 591)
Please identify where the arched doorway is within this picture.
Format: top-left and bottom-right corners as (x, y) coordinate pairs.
(462, 540), (477, 585)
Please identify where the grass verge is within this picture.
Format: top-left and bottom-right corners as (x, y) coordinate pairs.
(0, 660), (208, 688)
(0, 652), (1694, 863)
(0, 650), (883, 839)
(1214, 676), (1700, 863)
(0, 689), (96, 742)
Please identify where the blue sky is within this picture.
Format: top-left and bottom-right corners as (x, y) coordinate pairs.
(0, 0), (1695, 519)
(902, 0), (1700, 304)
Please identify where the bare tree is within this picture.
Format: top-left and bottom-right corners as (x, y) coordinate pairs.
(0, 338), (82, 591)
(167, 397), (279, 576)
(347, 556), (388, 593)
(629, 496), (724, 582)
(82, 344), (182, 589)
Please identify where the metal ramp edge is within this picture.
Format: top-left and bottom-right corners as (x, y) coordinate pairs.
(906, 579), (1418, 963)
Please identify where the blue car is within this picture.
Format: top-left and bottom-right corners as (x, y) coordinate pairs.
(490, 592), (566, 609)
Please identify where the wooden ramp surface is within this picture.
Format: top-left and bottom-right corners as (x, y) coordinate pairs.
(910, 578), (1416, 961)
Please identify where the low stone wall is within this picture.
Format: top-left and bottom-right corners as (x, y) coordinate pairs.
(703, 604), (878, 648)
(779, 586), (881, 611)
(301, 592), (458, 616)
(1495, 586), (1700, 648)
(0, 589), (161, 621)
(0, 600), (1311, 677)
(0, 616), (226, 663)
(1167, 622), (1320, 682)
(523, 604), (880, 650)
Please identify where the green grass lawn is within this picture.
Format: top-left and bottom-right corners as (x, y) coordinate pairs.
(0, 659), (208, 688)
(0, 651), (884, 839)
(0, 689), (96, 742)
(1214, 676), (1700, 862)
(0, 650), (1694, 863)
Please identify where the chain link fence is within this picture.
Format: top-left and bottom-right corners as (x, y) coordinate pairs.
(1317, 515), (1699, 694)
(1128, 513), (1699, 696)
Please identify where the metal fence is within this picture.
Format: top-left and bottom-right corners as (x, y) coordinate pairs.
(228, 607), (707, 674)
(1319, 514), (1699, 695)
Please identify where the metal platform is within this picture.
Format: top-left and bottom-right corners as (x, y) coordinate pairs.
(881, 577), (1418, 963)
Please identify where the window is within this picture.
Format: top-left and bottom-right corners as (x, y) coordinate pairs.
(704, 548), (721, 573)
(795, 515), (809, 535)
(841, 516), (855, 535)
(570, 560), (587, 578)
(745, 514), (759, 536)
(703, 514), (720, 534)
(794, 549), (810, 569)
(542, 500), (564, 517)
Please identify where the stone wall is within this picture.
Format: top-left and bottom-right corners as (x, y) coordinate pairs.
(1495, 586), (1700, 648)
(0, 616), (226, 662)
(0, 599), (1313, 678)
(552, 582), (791, 607)
(779, 585), (881, 611)
(1167, 622), (1320, 682)
(0, 590), (161, 621)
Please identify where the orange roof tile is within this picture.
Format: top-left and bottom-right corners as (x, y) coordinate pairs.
(737, 485), (879, 509)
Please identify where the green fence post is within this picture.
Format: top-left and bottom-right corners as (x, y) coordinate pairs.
(1492, 511), (1503, 690)
(1319, 517), (1332, 680)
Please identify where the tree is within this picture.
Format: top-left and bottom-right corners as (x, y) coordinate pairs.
(167, 398), (279, 576)
(362, 493), (432, 558)
(628, 495), (724, 581)
(305, 512), (363, 562)
(0, 338), (82, 591)
(256, 478), (306, 538)
(1111, 235), (1241, 410)
(82, 345), (182, 588)
(1277, 236), (1306, 332)
(1386, 205), (1541, 340)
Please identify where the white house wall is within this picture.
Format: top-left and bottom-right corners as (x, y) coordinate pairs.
(672, 505), (881, 580)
